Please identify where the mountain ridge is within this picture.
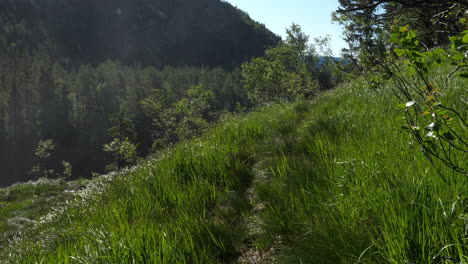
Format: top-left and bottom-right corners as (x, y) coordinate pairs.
(0, 0), (281, 69)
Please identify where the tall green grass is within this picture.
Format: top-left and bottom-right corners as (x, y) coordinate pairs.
(252, 69), (467, 263)
(0, 101), (311, 263)
(0, 63), (466, 263)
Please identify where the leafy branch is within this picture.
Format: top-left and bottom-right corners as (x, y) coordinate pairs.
(389, 25), (468, 176)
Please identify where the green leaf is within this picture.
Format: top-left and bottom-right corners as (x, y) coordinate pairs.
(396, 103), (406, 110)
(436, 110), (448, 116)
(399, 26), (409, 33)
(394, 49), (406, 57)
(455, 72), (468, 78)
(432, 48), (445, 55)
(411, 50), (423, 58)
(450, 53), (465, 60)
(389, 34), (399, 44)
(396, 101), (416, 110)
(463, 33), (468, 44)
(449, 36), (460, 42)
(407, 30), (417, 40)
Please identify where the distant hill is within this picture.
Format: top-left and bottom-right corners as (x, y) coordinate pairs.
(318, 56), (347, 65)
(0, 0), (281, 69)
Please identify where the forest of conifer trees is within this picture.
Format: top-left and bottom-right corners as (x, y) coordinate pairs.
(0, 53), (251, 185)
(0, 0), (283, 186)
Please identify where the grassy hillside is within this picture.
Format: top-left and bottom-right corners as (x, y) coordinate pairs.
(0, 64), (466, 263)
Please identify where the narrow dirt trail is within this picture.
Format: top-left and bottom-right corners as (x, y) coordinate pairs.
(237, 167), (278, 264)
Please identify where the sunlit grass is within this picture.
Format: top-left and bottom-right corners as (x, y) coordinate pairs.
(0, 101), (312, 263)
(0, 63), (466, 263)
(252, 69), (467, 263)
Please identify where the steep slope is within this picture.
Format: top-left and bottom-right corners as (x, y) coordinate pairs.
(0, 0), (280, 68)
(0, 62), (466, 262)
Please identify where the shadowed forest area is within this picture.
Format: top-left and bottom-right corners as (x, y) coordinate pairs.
(0, 0), (282, 186)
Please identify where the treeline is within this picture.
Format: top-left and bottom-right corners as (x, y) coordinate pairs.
(0, 0), (284, 186)
(0, 18), (342, 186)
(0, 49), (246, 186)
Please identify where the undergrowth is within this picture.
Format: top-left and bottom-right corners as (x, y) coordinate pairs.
(253, 64), (467, 263)
(0, 63), (466, 263)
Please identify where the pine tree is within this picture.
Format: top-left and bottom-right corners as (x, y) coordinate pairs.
(103, 109), (138, 171)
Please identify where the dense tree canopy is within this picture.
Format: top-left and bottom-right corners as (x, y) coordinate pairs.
(0, 0), (280, 69)
(0, 0), (283, 186)
(0, 54), (248, 186)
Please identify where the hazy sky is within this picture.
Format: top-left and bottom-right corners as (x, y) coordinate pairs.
(224, 0), (347, 56)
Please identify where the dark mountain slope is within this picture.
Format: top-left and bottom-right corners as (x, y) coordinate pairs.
(0, 0), (280, 68)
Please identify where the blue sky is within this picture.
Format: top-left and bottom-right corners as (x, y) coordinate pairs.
(224, 0), (347, 56)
